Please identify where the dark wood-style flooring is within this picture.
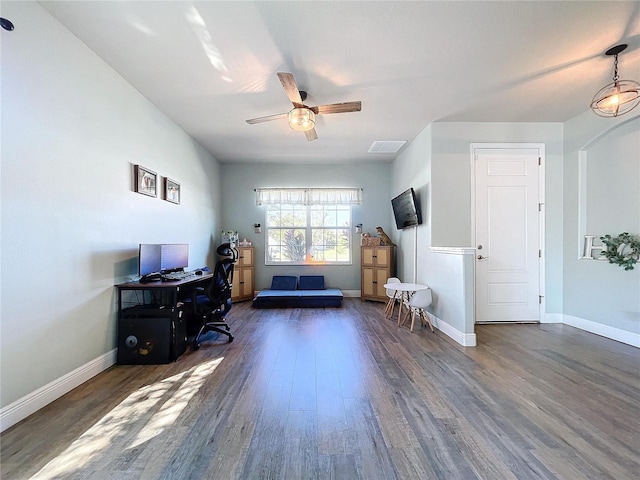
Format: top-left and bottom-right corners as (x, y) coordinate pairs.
(1, 299), (639, 479)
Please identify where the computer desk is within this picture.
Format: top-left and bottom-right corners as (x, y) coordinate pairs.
(114, 273), (214, 364)
(115, 272), (214, 313)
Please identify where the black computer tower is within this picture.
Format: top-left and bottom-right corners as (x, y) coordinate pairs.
(117, 307), (186, 365)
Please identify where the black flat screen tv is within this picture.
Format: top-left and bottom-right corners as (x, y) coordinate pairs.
(391, 188), (422, 229)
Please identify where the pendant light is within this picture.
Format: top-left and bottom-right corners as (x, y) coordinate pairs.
(590, 44), (640, 117)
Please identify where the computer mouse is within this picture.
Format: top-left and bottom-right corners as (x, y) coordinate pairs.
(195, 270), (203, 275)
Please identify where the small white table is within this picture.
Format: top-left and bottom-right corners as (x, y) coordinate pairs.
(383, 282), (429, 326)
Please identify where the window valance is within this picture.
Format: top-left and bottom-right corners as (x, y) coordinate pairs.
(255, 188), (363, 206)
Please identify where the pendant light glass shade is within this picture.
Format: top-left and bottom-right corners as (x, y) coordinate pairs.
(288, 108), (315, 131)
(591, 44), (640, 117)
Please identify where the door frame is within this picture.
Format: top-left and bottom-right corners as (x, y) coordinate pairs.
(470, 143), (546, 323)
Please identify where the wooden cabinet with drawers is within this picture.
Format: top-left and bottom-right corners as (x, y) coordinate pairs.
(361, 245), (395, 302)
(232, 246), (254, 302)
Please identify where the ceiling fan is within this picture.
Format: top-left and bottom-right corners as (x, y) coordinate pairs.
(246, 72), (362, 141)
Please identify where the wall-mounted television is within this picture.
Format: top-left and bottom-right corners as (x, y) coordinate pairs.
(391, 188), (422, 229)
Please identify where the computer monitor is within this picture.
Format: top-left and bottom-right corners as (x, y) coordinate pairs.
(139, 244), (162, 276)
(161, 244), (189, 272)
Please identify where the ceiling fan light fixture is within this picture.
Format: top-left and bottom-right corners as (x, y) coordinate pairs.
(288, 108), (315, 131)
(591, 44), (640, 117)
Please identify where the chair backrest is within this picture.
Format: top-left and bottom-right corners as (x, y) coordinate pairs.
(217, 243), (239, 262)
(386, 277), (401, 297)
(205, 258), (235, 307)
(409, 288), (432, 308)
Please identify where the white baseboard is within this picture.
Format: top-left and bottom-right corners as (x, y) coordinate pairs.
(0, 349), (117, 433)
(542, 313), (563, 324)
(561, 315), (640, 348)
(432, 314), (477, 347)
(342, 290), (360, 298)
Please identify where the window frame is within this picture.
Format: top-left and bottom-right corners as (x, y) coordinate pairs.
(264, 203), (353, 266)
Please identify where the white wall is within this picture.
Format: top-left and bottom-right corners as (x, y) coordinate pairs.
(220, 162), (392, 290)
(1, 2), (222, 414)
(563, 111), (639, 338)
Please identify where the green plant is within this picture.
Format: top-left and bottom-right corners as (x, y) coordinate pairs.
(600, 232), (640, 271)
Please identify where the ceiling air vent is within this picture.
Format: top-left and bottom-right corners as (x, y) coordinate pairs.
(368, 140), (407, 153)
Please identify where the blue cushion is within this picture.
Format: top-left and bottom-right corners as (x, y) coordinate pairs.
(299, 275), (325, 290)
(270, 275), (298, 290)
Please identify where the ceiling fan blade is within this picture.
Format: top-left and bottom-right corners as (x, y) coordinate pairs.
(305, 128), (318, 142)
(277, 72), (304, 107)
(246, 112), (288, 124)
(311, 101), (362, 115)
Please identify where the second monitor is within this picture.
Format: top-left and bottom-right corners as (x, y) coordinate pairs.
(139, 243), (189, 277)
(161, 244), (189, 272)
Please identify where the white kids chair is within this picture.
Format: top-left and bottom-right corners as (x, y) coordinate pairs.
(384, 277), (401, 318)
(407, 288), (434, 332)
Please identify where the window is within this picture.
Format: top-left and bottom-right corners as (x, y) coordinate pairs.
(265, 204), (352, 264)
(256, 188), (362, 266)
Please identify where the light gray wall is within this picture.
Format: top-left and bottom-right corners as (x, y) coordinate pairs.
(391, 124), (476, 337)
(390, 125), (432, 284)
(1, 2), (222, 408)
(220, 162), (392, 290)
(563, 111), (639, 334)
(429, 122), (565, 314)
(391, 122), (565, 335)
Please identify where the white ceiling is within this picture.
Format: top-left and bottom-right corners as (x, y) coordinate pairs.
(39, 1), (640, 164)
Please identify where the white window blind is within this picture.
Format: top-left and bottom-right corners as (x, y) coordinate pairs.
(255, 188), (363, 206)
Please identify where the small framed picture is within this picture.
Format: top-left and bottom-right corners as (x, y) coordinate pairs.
(134, 165), (157, 197)
(164, 177), (180, 204)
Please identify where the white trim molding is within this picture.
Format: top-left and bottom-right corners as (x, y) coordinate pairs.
(0, 349), (117, 433)
(431, 313), (477, 347)
(542, 313), (563, 324)
(562, 315), (639, 348)
(530, 313), (637, 347)
(342, 290), (361, 298)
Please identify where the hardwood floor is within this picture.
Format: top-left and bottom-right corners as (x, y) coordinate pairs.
(2, 299), (639, 479)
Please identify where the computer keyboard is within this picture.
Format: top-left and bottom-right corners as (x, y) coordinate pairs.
(161, 271), (196, 282)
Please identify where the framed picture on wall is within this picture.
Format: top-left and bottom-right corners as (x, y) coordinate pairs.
(164, 177), (180, 204)
(134, 165), (157, 197)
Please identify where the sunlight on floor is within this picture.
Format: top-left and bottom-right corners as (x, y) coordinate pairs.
(30, 358), (223, 479)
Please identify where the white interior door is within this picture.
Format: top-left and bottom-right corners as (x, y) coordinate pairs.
(474, 145), (542, 323)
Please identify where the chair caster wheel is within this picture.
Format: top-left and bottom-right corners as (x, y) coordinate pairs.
(225, 325), (230, 331)
(192, 341), (200, 351)
(228, 335), (234, 342)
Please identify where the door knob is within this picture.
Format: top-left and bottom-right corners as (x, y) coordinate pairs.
(477, 255), (489, 260)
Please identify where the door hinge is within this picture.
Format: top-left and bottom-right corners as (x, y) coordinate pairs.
(539, 295), (544, 304)
(538, 157), (542, 166)
(538, 203), (544, 212)
(539, 249), (542, 258)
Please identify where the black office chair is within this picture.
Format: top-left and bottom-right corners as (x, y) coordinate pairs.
(185, 244), (237, 349)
